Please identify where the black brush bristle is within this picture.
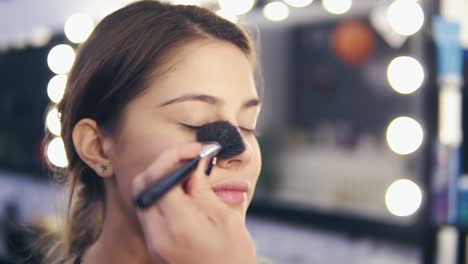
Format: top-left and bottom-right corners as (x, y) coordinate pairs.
(196, 121), (245, 160)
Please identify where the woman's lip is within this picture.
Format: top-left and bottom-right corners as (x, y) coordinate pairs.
(213, 190), (247, 204)
(212, 181), (250, 192)
(212, 181), (250, 204)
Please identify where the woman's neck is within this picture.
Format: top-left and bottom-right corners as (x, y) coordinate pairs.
(82, 179), (154, 264)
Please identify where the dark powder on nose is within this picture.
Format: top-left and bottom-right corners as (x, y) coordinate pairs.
(196, 121), (245, 160)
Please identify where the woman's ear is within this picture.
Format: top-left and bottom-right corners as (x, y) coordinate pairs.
(72, 118), (114, 178)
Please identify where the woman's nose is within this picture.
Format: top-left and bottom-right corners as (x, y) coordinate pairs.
(216, 138), (253, 169)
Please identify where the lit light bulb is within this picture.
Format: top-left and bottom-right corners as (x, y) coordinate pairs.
(47, 75), (67, 103)
(47, 44), (75, 74)
(263, 1), (289, 22)
(98, 3), (126, 19)
(216, 9), (238, 23)
(31, 27), (52, 48)
(47, 137), (68, 168)
(46, 107), (62, 136)
(322, 0), (352, 15)
(386, 116), (424, 155)
(65, 13), (95, 44)
(218, 0), (255, 15)
(173, 0), (201, 5)
(387, 0), (424, 36)
(385, 179), (422, 217)
(284, 0), (314, 8)
(387, 56), (424, 94)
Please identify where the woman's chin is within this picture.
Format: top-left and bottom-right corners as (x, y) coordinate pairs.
(215, 193), (248, 217)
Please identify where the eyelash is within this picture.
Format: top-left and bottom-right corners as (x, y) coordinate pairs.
(180, 124), (256, 134)
(180, 124), (199, 131)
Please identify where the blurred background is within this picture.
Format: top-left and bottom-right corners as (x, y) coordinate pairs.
(0, 0), (467, 263)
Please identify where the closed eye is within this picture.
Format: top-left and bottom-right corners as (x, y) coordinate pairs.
(179, 123), (256, 134)
(180, 123), (200, 132)
(240, 127), (256, 134)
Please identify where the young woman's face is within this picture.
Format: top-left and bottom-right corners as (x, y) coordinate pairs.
(106, 39), (262, 219)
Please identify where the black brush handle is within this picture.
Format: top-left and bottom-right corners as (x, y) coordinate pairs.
(134, 157), (200, 209)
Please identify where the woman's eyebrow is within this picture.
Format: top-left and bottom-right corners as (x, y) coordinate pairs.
(159, 94), (218, 106)
(159, 93), (261, 109)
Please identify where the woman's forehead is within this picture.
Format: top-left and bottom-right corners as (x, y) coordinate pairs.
(147, 39), (258, 104)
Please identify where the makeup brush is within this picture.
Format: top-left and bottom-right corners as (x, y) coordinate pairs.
(196, 120), (245, 160)
(134, 121), (245, 209)
(134, 142), (221, 209)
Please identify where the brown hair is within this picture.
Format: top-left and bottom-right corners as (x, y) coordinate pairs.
(43, 1), (257, 262)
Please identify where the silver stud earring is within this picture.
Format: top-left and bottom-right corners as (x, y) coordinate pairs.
(100, 164), (108, 175)
(212, 157), (217, 166)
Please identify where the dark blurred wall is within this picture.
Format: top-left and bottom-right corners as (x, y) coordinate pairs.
(0, 41), (57, 177)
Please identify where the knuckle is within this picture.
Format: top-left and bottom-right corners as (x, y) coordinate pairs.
(163, 147), (181, 162)
(150, 240), (172, 257)
(134, 167), (163, 192)
(131, 174), (145, 194)
(191, 182), (205, 196)
(169, 221), (191, 240)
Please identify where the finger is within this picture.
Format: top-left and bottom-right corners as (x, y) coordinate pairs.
(132, 142), (203, 195)
(134, 142), (206, 230)
(156, 182), (198, 219)
(185, 157), (231, 223)
(136, 183), (200, 260)
(134, 143), (204, 232)
(136, 204), (171, 255)
(137, 207), (165, 237)
(137, 208), (177, 264)
(153, 183), (215, 246)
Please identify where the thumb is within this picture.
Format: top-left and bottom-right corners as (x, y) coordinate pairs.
(185, 155), (216, 197)
(185, 155), (230, 221)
